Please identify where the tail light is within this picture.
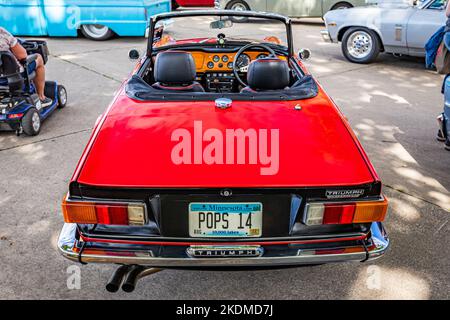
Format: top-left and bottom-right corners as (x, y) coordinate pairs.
(62, 197), (146, 226)
(8, 113), (24, 119)
(303, 196), (388, 226)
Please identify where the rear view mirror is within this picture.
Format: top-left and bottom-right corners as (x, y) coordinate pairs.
(210, 19), (233, 30)
(129, 49), (140, 61)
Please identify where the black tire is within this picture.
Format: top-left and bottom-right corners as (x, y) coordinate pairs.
(341, 27), (381, 64)
(22, 108), (41, 136)
(80, 24), (115, 41)
(331, 2), (353, 10)
(226, 0), (250, 23)
(57, 85), (67, 109)
(171, 0), (179, 10)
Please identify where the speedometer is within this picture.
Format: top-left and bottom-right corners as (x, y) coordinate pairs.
(236, 54), (251, 68)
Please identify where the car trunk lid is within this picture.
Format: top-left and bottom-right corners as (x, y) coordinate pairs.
(76, 91), (375, 188)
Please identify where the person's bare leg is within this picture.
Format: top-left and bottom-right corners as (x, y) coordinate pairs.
(33, 55), (46, 101)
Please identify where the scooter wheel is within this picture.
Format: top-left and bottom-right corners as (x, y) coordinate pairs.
(22, 108), (41, 136)
(57, 85), (67, 109)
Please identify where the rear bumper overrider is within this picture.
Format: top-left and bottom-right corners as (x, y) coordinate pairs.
(321, 30), (333, 43)
(58, 222), (389, 268)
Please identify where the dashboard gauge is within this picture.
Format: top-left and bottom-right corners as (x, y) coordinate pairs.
(257, 54), (268, 60)
(227, 62), (233, 69)
(222, 55), (229, 62)
(213, 55), (220, 63)
(236, 54), (251, 69)
(207, 61), (214, 69)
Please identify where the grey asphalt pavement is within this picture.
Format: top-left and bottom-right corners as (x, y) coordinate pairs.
(0, 20), (449, 299)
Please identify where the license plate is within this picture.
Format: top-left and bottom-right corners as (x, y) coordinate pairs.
(189, 202), (263, 238)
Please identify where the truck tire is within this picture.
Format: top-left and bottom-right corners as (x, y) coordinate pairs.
(331, 2), (353, 10)
(342, 27), (381, 64)
(81, 24), (115, 41)
(226, 0), (250, 22)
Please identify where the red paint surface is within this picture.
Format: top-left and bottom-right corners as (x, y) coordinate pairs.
(175, 0), (214, 7)
(75, 84), (376, 188)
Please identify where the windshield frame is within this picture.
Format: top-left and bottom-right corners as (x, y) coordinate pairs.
(146, 10), (294, 58)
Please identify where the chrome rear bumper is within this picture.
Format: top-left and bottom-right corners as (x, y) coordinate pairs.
(57, 222), (389, 268)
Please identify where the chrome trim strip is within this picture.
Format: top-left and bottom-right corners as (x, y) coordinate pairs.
(79, 231), (367, 242)
(57, 223), (389, 267)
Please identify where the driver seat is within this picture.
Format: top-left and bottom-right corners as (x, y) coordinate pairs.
(152, 51), (205, 93)
(240, 58), (290, 93)
(0, 51), (37, 93)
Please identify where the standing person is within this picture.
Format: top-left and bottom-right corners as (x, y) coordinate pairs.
(0, 27), (52, 106)
(438, 1), (450, 150)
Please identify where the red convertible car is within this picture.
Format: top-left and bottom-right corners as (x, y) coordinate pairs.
(58, 10), (389, 293)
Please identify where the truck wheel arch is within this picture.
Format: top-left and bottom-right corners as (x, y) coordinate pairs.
(330, 2), (354, 10)
(338, 26), (384, 52)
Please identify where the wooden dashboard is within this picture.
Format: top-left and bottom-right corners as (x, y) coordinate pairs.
(189, 51), (286, 73)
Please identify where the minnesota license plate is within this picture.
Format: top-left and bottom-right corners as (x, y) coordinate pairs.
(189, 202), (263, 238)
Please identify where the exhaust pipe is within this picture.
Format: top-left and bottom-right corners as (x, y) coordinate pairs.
(106, 265), (131, 293)
(121, 265), (145, 293)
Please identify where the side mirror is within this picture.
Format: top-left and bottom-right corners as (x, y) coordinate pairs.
(129, 49), (140, 61)
(298, 48), (311, 61)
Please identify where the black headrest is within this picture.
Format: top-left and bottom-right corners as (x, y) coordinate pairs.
(154, 51), (196, 85)
(247, 58), (290, 91)
(0, 51), (20, 76)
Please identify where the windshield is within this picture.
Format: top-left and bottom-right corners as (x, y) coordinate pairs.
(152, 15), (289, 50)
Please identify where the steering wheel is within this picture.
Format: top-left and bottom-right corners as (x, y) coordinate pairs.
(233, 43), (277, 87)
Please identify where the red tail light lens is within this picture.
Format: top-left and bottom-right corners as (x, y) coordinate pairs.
(8, 113), (24, 119)
(303, 196), (388, 226)
(62, 198), (146, 226)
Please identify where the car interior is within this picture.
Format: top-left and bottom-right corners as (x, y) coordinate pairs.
(140, 48), (300, 95)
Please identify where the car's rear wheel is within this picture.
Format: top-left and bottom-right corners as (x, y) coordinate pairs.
(80, 24), (114, 41)
(22, 108), (41, 136)
(342, 27), (381, 64)
(331, 2), (353, 10)
(226, 0), (250, 22)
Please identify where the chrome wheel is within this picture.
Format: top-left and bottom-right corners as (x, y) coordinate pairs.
(59, 87), (67, 106)
(347, 31), (373, 60)
(231, 3), (247, 11)
(32, 112), (40, 132)
(81, 24), (113, 40)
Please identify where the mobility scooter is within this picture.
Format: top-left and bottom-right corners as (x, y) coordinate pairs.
(0, 40), (67, 136)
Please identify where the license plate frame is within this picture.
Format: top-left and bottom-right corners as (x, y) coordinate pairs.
(188, 202), (263, 238)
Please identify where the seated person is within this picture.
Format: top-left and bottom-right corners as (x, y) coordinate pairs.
(0, 27), (52, 107)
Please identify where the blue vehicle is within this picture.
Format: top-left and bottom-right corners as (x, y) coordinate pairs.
(0, 40), (67, 136)
(438, 75), (450, 151)
(0, 0), (171, 40)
